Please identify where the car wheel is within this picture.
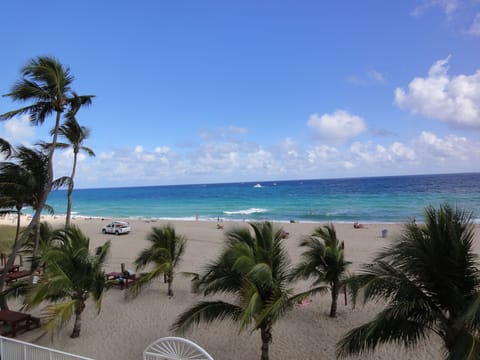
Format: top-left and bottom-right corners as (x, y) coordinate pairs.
(115, 231), (120, 236)
(102, 229), (107, 234)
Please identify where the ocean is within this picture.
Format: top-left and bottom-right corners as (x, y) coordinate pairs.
(44, 173), (480, 224)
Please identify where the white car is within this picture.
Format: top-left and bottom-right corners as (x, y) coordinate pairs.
(102, 221), (131, 235)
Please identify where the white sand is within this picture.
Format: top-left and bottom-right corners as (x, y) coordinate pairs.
(3, 215), (475, 359)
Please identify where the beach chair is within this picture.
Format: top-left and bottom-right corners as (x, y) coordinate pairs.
(143, 336), (214, 360)
(106, 271), (136, 290)
(5, 271), (30, 286)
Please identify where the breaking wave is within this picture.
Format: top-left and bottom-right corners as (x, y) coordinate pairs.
(224, 208), (268, 215)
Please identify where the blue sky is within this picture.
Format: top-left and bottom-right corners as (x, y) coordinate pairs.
(1, 0), (480, 188)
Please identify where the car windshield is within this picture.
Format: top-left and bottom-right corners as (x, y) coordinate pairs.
(113, 222), (128, 228)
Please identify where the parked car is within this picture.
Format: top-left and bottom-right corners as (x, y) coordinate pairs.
(102, 221), (131, 235)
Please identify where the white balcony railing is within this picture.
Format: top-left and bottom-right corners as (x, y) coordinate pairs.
(0, 336), (93, 360)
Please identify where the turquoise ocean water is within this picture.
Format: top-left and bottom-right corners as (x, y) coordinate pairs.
(44, 173), (480, 224)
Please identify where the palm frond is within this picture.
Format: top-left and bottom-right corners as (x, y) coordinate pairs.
(171, 301), (242, 335)
(337, 303), (430, 358)
(41, 300), (77, 340)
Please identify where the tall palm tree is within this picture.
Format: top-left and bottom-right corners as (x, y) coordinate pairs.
(130, 224), (186, 297)
(0, 56), (93, 296)
(26, 226), (110, 338)
(56, 117), (95, 226)
(291, 223), (350, 317)
(337, 204), (480, 359)
(171, 221), (300, 360)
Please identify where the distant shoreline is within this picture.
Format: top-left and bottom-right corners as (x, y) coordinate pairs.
(39, 173), (480, 224)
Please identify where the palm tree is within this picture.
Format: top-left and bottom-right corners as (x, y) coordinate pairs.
(0, 158), (35, 247)
(0, 56), (93, 296)
(0, 146), (54, 307)
(337, 204), (480, 359)
(291, 223), (350, 317)
(0, 146), (65, 250)
(21, 221), (55, 272)
(130, 224), (186, 297)
(56, 116), (95, 226)
(26, 226), (110, 338)
(171, 221), (300, 360)
(0, 138), (13, 158)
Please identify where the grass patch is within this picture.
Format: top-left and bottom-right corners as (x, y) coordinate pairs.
(0, 225), (20, 253)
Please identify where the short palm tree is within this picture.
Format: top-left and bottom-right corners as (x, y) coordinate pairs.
(130, 224), (187, 297)
(26, 226), (110, 338)
(337, 204), (480, 359)
(171, 221), (300, 360)
(56, 116), (95, 226)
(292, 223), (350, 317)
(0, 56), (93, 294)
(21, 221), (55, 272)
(0, 146), (65, 250)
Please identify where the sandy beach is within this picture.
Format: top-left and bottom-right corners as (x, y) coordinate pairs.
(2, 215), (475, 359)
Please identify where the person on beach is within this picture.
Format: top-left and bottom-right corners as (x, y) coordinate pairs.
(353, 222), (364, 229)
(296, 299), (312, 308)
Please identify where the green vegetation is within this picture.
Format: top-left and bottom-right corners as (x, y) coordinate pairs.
(130, 224), (187, 297)
(292, 223), (351, 318)
(337, 204), (480, 359)
(0, 56), (93, 309)
(56, 117), (95, 226)
(172, 221), (300, 360)
(26, 226), (110, 338)
(0, 225), (18, 253)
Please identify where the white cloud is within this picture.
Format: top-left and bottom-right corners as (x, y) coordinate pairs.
(346, 70), (386, 85)
(199, 126), (247, 140)
(307, 110), (367, 144)
(395, 56), (480, 128)
(306, 145), (338, 163)
(467, 13), (480, 35)
(368, 70), (386, 83)
(53, 125), (480, 188)
(2, 116), (35, 143)
(390, 142), (416, 160)
(350, 141), (417, 165)
(417, 131), (471, 160)
(154, 146), (170, 154)
(411, 0), (459, 17)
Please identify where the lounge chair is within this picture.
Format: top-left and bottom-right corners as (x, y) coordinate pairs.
(107, 271), (136, 290)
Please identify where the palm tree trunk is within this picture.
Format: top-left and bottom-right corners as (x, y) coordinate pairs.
(330, 281), (339, 318)
(71, 301), (85, 338)
(66, 181), (73, 226)
(32, 110), (61, 253)
(167, 272), (173, 297)
(260, 324), (272, 360)
(65, 152), (78, 227)
(14, 208), (21, 246)
(33, 211), (41, 255)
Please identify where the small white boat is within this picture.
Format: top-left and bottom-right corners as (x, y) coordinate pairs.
(253, 183), (262, 188)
